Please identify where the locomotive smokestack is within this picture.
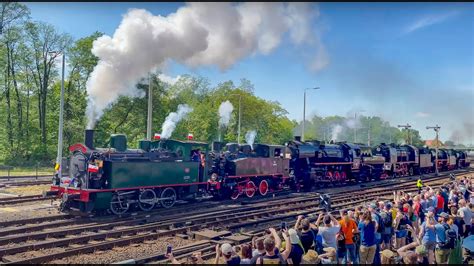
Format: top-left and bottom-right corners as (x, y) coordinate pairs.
(85, 129), (95, 149)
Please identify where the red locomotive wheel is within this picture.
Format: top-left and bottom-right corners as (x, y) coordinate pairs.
(230, 186), (241, 200)
(246, 181), (256, 198)
(259, 180), (269, 196)
(325, 171), (333, 181)
(341, 171), (347, 181)
(334, 171), (341, 181)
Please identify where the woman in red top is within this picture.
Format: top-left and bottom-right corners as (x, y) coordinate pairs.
(412, 195), (421, 233)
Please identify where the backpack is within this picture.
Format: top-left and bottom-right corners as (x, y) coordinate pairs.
(374, 212), (385, 233)
(439, 224), (457, 249)
(380, 212), (392, 230)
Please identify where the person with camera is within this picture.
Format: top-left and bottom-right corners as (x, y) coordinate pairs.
(254, 227), (292, 265)
(214, 243), (241, 265)
(396, 224), (429, 265)
(338, 210), (358, 265)
(294, 215), (317, 253)
(316, 212), (341, 250)
(393, 205), (411, 249)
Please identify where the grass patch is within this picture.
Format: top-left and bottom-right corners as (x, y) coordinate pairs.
(0, 167), (53, 177)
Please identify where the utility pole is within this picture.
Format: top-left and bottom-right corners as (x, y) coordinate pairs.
(302, 87), (320, 142)
(146, 74), (153, 140)
(51, 52), (65, 181)
(367, 118), (371, 146)
(230, 94), (242, 144)
(353, 110), (366, 143)
(398, 124), (412, 145)
(426, 125), (441, 176)
(354, 113), (357, 143)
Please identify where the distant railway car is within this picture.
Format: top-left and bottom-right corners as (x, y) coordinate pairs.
(358, 144), (386, 181)
(418, 147), (434, 173)
(454, 150), (470, 168)
(431, 149), (449, 171)
(446, 149), (458, 170)
(286, 139), (386, 190)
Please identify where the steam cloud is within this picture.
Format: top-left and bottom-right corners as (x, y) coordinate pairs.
(331, 124), (343, 141)
(218, 101), (234, 127)
(85, 2), (327, 128)
(161, 104), (193, 139)
(245, 130), (257, 146)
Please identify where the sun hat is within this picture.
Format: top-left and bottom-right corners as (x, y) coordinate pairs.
(302, 250), (320, 264)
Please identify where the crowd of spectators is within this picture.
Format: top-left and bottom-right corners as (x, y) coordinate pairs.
(167, 175), (473, 265)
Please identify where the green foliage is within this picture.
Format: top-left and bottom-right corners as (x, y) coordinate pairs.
(296, 114), (420, 147)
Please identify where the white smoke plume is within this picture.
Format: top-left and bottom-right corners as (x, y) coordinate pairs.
(245, 130), (257, 146)
(158, 74), (181, 85)
(331, 124), (343, 141)
(218, 100), (234, 127)
(161, 104), (193, 139)
(85, 3), (326, 128)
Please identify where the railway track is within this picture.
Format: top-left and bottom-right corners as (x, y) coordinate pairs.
(0, 194), (55, 206)
(0, 180), (51, 188)
(0, 170), (469, 264)
(0, 175), (52, 180)
(118, 171), (471, 264)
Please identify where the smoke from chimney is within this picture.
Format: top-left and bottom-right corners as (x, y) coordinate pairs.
(85, 3), (327, 128)
(161, 104), (193, 139)
(218, 100), (234, 128)
(245, 130), (257, 147)
(331, 124), (343, 141)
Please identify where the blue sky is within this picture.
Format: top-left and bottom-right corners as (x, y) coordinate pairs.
(25, 2), (474, 144)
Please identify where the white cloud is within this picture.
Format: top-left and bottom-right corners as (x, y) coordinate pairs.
(158, 74), (181, 85)
(415, 112), (431, 118)
(403, 10), (460, 34)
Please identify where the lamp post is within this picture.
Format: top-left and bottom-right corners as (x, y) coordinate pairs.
(426, 125), (441, 176)
(230, 94), (242, 144)
(146, 74), (153, 140)
(398, 124), (412, 145)
(302, 87), (320, 142)
(50, 51), (65, 181)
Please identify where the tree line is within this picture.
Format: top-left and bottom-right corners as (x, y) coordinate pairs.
(0, 3), (445, 167)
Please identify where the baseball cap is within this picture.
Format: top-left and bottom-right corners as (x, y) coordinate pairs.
(368, 203), (377, 209)
(385, 202), (392, 209)
(427, 207), (435, 213)
(439, 212), (449, 219)
(221, 243), (233, 256)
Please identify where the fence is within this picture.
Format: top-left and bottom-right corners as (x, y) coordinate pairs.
(0, 163), (54, 180)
